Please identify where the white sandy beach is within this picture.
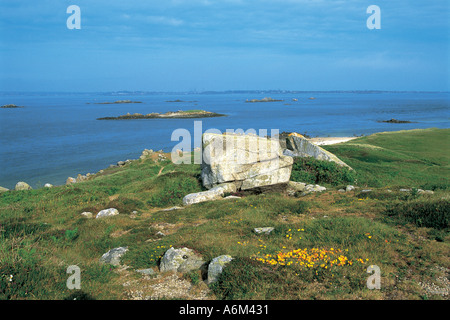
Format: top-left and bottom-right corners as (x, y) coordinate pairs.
(308, 137), (357, 146)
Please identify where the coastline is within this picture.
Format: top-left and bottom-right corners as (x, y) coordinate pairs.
(308, 137), (357, 145)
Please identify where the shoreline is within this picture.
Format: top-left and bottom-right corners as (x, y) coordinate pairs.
(308, 137), (357, 145)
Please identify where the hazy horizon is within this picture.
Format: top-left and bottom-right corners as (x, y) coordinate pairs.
(1, 1), (449, 92)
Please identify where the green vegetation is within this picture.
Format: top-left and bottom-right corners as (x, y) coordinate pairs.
(0, 128), (449, 300)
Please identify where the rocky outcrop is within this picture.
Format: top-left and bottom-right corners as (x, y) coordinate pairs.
(200, 132), (293, 191)
(0, 186), (9, 193)
(280, 133), (351, 169)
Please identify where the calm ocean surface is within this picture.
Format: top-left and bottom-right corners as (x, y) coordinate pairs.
(0, 91), (449, 189)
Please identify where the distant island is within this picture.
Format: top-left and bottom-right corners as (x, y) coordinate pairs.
(97, 110), (226, 120)
(88, 100), (142, 104)
(1, 104), (23, 108)
(380, 118), (414, 124)
(166, 99), (198, 103)
(245, 97), (283, 103)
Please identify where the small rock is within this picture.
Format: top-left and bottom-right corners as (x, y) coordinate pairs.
(159, 247), (205, 273)
(338, 189), (345, 193)
(418, 189), (434, 195)
(44, 183), (53, 188)
(81, 212), (93, 218)
(399, 188), (412, 192)
(100, 247), (128, 266)
(207, 255), (233, 284)
(15, 181), (32, 191)
(253, 227), (275, 235)
(136, 268), (156, 276)
(96, 208), (119, 219)
(346, 185), (355, 192)
(183, 183), (236, 206)
(361, 189), (372, 193)
(161, 206), (185, 211)
(66, 177), (77, 185)
(223, 195), (241, 200)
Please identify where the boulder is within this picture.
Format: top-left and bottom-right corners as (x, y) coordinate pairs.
(281, 133), (351, 169)
(207, 255), (233, 284)
(183, 183), (236, 206)
(100, 247), (128, 266)
(44, 183), (53, 188)
(346, 185), (355, 192)
(15, 181), (32, 191)
(96, 208), (119, 219)
(159, 247), (205, 273)
(201, 132), (293, 191)
(0, 186), (9, 193)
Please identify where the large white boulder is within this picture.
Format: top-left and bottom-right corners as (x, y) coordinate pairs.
(200, 132), (293, 190)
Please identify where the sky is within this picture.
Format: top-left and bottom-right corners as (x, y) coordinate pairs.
(0, 0), (449, 92)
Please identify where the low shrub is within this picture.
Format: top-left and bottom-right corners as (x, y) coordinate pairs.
(384, 198), (450, 230)
(291, 157), (356, 186)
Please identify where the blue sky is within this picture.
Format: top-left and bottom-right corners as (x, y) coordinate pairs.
(0, 0), (448, 92)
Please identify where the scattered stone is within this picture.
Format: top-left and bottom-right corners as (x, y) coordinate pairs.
(15, 181), (32, 191)
(100, 247), (129, 266)
(253, 227), (275, 235)
(183, 183), (237, 206)
(361, 189), (372, 193)
(286, 181), (307, 196)
(338, 189), (345, 193)
(156, 231), (166, 237)
(418, 189), (434, 195)
(44, 183), (53, 188)
(161, 206), (185, 211)
(399, 188), (412, 192)
(159, 247), (205, 273)
(207, 255), (233, 284)
(223, 195), (241, 200)
(80, 212), (93, 219)
(96, 208), (119, 219)
(66, 177), (77, 185)
(346, 185), (355, 192)
(136, 268), (156, 276)
(0, 186), (9, 193)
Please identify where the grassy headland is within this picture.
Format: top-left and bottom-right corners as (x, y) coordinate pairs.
(0, 128), (448, 300)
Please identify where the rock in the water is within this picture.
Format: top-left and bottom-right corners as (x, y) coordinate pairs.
(253, 227), (275, 235)
(207, 255), (233, 284)
(183, 183), (236, 206)
(0, 186), (9, 193)
(281, 133), (351, 169)
(159, 247), (205, 273)
(15, 181), (32, 191)
(96, 208), (119, 219)
(201, 132), (293, 191)
(100, 247), (128, 266)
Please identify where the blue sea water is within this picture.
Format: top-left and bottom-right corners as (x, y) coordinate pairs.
(0, 91), (449, 190)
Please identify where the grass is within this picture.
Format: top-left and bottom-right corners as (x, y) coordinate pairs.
(0, 128), (449, 300)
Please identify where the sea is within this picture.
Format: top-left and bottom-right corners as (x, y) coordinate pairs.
(0, 91), (449, 190)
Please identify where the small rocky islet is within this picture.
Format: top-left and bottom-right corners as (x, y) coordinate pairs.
(96, 110), (226, 120)
(1, 104), (24, 108)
